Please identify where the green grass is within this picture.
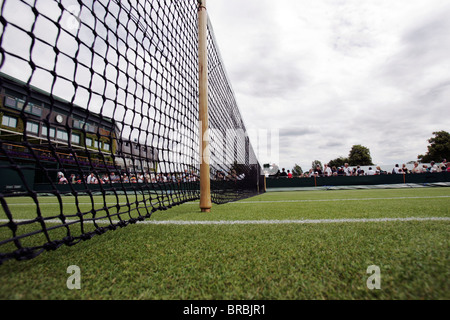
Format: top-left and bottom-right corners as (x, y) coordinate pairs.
(0, 187), (449, 299)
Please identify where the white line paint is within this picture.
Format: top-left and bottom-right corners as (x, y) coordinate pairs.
(234, 195), (450, 204)
(3, 195), (450, 206)
(2, 217), (449, 225)
(132, 217), (450, 225)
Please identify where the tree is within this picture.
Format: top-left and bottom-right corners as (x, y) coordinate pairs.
(328, 156), (349, 168)
(292, 164), (303, 177)
(348, 145), (373, 166)
(418, 131), (450, 163)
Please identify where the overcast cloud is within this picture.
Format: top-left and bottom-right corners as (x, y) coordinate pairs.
(207, 0), (450, 171)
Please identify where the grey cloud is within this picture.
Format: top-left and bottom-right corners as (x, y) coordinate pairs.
(232, 62), (305, 98)
(279, 127), (315, 138)
(380, 7), (450, 88)
(208, 0), (449, 170)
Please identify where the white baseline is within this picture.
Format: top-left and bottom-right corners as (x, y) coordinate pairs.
(1, 217), (449, 225)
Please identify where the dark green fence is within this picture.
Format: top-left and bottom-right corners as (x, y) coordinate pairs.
(0, 160), (35, 193)
(266, 172), (450, 189)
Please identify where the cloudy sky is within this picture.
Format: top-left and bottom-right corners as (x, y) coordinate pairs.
(207, 0), (450, 171)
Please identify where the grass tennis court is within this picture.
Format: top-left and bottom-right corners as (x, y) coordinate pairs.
(1, 187), (449, 300)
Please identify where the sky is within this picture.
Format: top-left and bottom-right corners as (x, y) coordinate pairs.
(207, 0), (450, 171)
(1, 0), (449, 172)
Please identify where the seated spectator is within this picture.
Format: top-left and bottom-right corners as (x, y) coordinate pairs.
(279, 168), (288, 177)
(430, 161), (438, 173)
(287, 170), (293, 178)
(356, 165), (363, 176)
(343, 163), (352, 176)
(323, 163), (332, 177)
(392, 164), (401, 174)
(331, 166), (337, 175)
(375, 166), (384, 175)
(101, 174), (109, 184)
(109, 172), (120, 183)
(86, 172), (97, 184)
(367, 167), (375, 175)
(401, 164), (409, 174)
(441, 159), (447, 171)
(314, 165), (322, 176)
(58, 172), (68, 184)
(411, 162), (422, 174)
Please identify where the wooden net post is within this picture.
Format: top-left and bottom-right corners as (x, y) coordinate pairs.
(198, 0), (212, 212)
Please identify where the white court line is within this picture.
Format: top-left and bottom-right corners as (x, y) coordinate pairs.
(234, 195), (450, 204)
(2, 217), (449, 225)
(131, 217), (450, 225)
(3, 195), (450, 206)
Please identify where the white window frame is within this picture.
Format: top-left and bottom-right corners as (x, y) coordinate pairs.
(2, 115), (17, 128)
(26, 121), (39, 134)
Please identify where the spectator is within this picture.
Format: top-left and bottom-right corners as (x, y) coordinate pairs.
(58, 172), (68, 184)
(356, 165), (363, 176)
(331, 166), (337, 175)
(430, 161), (438, 173)
(279, 168), (288, 177)
(392, 164), (401, 174)
(87, 172), (97, 184)
(111, 172), (120, 183)
(343, 163), (352, 176)
(367, 167), (375, 175)
(411, 162), (422, 174)
(314, 165), (322, 176)
(375, 166), (385, 175)
(287, 170), (293, 178)
(401, 164), (409, 174)
(323, 163), (332, 177)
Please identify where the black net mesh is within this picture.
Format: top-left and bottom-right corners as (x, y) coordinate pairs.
(0, 0), (263, 264)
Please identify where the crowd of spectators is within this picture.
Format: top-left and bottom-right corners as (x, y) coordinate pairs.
(57, 170), (200, 185)
(274, 159), (449, 179)
(56, 160), (449, 184)
(57, 169), (246, 185)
